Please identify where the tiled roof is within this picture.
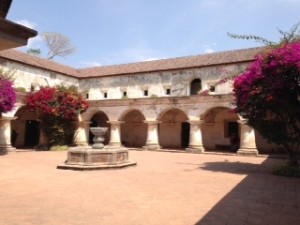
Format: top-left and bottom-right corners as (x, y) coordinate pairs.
(0, 49), (80, 77)
(0, 47), (264, 79)
(79, 47), (264, 78)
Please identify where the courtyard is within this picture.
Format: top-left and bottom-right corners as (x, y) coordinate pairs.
(0, 150), (300, 225)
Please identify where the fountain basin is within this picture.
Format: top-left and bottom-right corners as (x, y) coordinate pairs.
(57, 146), (137, 171)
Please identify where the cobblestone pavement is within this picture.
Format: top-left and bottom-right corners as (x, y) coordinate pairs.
(0, 150), (299, 225)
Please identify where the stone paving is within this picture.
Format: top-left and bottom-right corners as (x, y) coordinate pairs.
(0, 150), (299, 225)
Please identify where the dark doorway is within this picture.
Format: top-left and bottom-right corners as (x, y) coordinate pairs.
(24, 120), (40, 147)
(190, 79), (202, 95)
(228, 122), (239, 137)
(181, 122), (190, 148)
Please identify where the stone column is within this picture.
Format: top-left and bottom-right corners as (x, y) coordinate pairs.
(237, 119), (258, 156)
(74, 120), (90, 146)
(143, 120), (161, 150)
(186, 119), (205, 152)
(107, 121), (123, 147)
(0, 116), (16, 153)
(36, 129), (48, 150)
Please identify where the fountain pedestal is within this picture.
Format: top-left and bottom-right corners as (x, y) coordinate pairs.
(57, 127), (136, 170)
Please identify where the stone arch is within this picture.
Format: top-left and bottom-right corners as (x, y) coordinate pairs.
(190, 78), (202, 95)
(158, 108), (189, 149)
(120, 109), (147, 147)
(12, 106), (40, 148)
(89, 111), (110, 145)
(201, 106), (239, 151)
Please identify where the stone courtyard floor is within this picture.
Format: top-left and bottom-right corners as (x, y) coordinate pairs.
(0, 150), (300, 225)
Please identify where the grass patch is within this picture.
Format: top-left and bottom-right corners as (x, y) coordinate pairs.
(272, 161), (300, 178)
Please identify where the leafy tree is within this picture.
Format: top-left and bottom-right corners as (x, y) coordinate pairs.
(41, 32), (76, 60)
(233, 41), (300, 166)
(27, 48), (41, 56)
(26, 85), (88, 146)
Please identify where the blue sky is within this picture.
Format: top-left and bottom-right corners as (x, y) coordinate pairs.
(7, 0), (300, 68)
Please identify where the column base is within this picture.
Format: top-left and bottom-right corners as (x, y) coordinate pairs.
(237, 148), (258, 156)
(143, 144), (161, 150)
(0, 145), (16, 153)
(35, 144), (49, 151)
(108, 142), (123, 148)
(186, 146), (205, 153)
(74, 141), (89, 146)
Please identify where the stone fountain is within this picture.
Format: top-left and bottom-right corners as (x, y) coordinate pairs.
(57, 127), (136, 170)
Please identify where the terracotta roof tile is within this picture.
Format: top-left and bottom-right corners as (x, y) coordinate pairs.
(0, 47), (264, 79)
(78, 47), (264, 78)
(0, 49), (79, 77)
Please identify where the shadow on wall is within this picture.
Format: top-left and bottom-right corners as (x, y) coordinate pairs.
(192, 158), (300, 225)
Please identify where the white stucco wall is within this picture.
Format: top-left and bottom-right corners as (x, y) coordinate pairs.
(79, 63), (249, 100)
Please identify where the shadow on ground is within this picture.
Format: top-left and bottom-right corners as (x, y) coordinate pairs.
(193, 157), (300, 225)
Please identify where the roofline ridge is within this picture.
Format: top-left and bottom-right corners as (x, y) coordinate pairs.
(79, 46), (265, 71)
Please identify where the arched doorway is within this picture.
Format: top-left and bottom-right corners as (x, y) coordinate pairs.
(120, 110), (147, 147)
(190, 78), (202, 95)
(12, 106), (40, 148)
(158, 109), (189, 149)
(201, 107), (239, 151)
(89, 111), (110, 145)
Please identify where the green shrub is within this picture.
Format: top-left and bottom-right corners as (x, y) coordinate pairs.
(16, 87), (27, 92)
(50, 145), (69, 151)
(272, 161), (300, 178)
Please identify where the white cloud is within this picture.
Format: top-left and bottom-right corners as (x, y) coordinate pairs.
(144, 57), (159, 61)
(15, 19), (37, 30)
(100, 46), (166, 65)
(204, 48), (214, 54)
(15, 19), (43, 50)
(203, 43), (217, 54)
(79, 61), (102, 67)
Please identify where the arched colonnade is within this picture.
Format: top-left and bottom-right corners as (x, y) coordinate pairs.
(0, 104), (258, 155)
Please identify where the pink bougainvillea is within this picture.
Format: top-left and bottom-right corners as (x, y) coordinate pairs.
(26, 86), (88, 120)
(26, 86), (89, 146)
(233, 41), (300, 119)
(233, 41), (300, 166)
(0, 77), (16, 113)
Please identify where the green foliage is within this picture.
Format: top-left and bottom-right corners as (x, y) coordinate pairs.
(15, 87), (27, 92)
(272, 161), (300, 178)
(227, 33), (276, 46)
(227, 21), (300, 47)
(50, 145), (69, 151)
(233, 41), (300, 166)
(26, 85), (88, 147)
(27, 48), (41, 56)
(42, 116), (77, 146)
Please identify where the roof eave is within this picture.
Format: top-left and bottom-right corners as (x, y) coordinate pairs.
(0, 18), (38, 51)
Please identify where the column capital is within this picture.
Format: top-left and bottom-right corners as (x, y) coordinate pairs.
(0, 116), (17, 121)
(107, 120), (124, 125)
(78, 120), (91, 125)
(237, 119), (248, 124)
(187, 119), (205, 125)
(143, 120), (161, 125)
